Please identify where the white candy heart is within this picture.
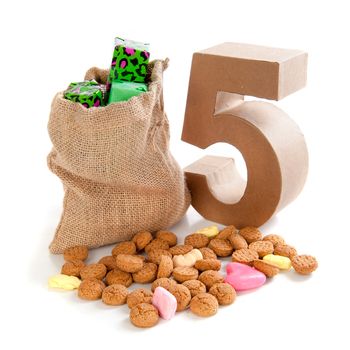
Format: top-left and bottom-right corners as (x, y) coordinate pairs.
(172, 249), (203, 267)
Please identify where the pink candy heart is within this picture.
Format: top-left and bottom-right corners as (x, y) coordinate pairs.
(152, 287), (177, 320)
(225, 262), (266, 291)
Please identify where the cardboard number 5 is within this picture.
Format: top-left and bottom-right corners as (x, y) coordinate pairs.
(182, 43), (309, 228)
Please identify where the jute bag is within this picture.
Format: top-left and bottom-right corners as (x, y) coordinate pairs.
(47, 59), (190, 253)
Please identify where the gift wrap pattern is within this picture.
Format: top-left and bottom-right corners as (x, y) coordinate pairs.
(64, 80), (106, 108)
(108, 37), (150, 84)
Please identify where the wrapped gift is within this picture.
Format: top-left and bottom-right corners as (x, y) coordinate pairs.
(64, 80), (106, 108)
(108, 80), (148, 104)
(108, 37), (150, 86)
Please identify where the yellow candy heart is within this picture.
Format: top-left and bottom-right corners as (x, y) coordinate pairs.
(196, 225), (219, 238)
(48, 274), (81, 290)
(263, 254), (291, 270)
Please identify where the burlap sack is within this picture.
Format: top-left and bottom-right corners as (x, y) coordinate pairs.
(47, 59), (190, 254)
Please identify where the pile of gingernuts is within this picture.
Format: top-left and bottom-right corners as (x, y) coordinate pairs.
(55, 225), (318, 328)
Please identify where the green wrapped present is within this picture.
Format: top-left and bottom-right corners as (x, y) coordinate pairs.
(64, 80), (106, 108)
(107, 37), (150, 87)
(108, 80), (148, 104)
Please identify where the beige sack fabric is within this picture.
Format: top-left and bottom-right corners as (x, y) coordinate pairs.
(47, 59), (190, 253)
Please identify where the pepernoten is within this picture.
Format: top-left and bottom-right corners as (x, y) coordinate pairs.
(48, 225), (318, 328)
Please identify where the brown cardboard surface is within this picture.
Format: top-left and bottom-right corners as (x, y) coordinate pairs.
(195, 42), (307, 100)
(182, 43), (308, 228)
(200, 42), (304, 63)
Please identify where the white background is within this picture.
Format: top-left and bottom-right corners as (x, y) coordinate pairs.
(1, 0), (349, 349)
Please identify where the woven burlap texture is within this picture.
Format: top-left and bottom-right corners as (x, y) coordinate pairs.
(47, 59), (191, 253)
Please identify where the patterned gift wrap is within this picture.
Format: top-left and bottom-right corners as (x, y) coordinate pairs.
(64, 80), (106, 108)
(107, 37), (150, 87)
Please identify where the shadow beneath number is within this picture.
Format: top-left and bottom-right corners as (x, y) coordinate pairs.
(260, 216), (279, 233)
(171, 206), (281, 239)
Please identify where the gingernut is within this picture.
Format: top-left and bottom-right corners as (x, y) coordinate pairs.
(198, 270), (225, 289)
(63, 246), (88, 262)
(184, 233), (209, 248)
(127, 288), (153, 309)
(199, 247), (217, 260)
(249, 240), (274, 258)
(61, 259), (85, 277)
(147, 249), (172, 265)
(190, 293), (218, 317)
(115, 254), (144, 273)
(132, 262), (157, 284)
(157, 255), (173, 279)
(80, 263), (107, 280)
(78, 278), (105, 301)
(144, 239), (169, 254)
(155, 230), (178, 247)
(132, 231), (153, 251)
(102, 284), (128, 306)
(151, 278), (177, 292)
(239, 226), (263, 243)
(274, 243), (298, 259)
(98, 256), (118, 271)
(232, 248), (259, 265)
(208, 239), (233, 257)
(263, 234), (285, 247)
(182, 280), (206, 297)
(252, 259), (280, 278)
(105, 269), (132, 287)
(194, 259), (221, 272)
(217, 225), (237, 240)
(169, 244), (193, 256)
(209, 283), (236, 305)
(291, 255), (318, 275)
(172, 266), (199, 283)
(129, 303), (159, 328)
(228, 233), (248, 250)
(135, 255), (146, 262)
(112, 241), (137, 256)
(168, 284), (191, 311)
